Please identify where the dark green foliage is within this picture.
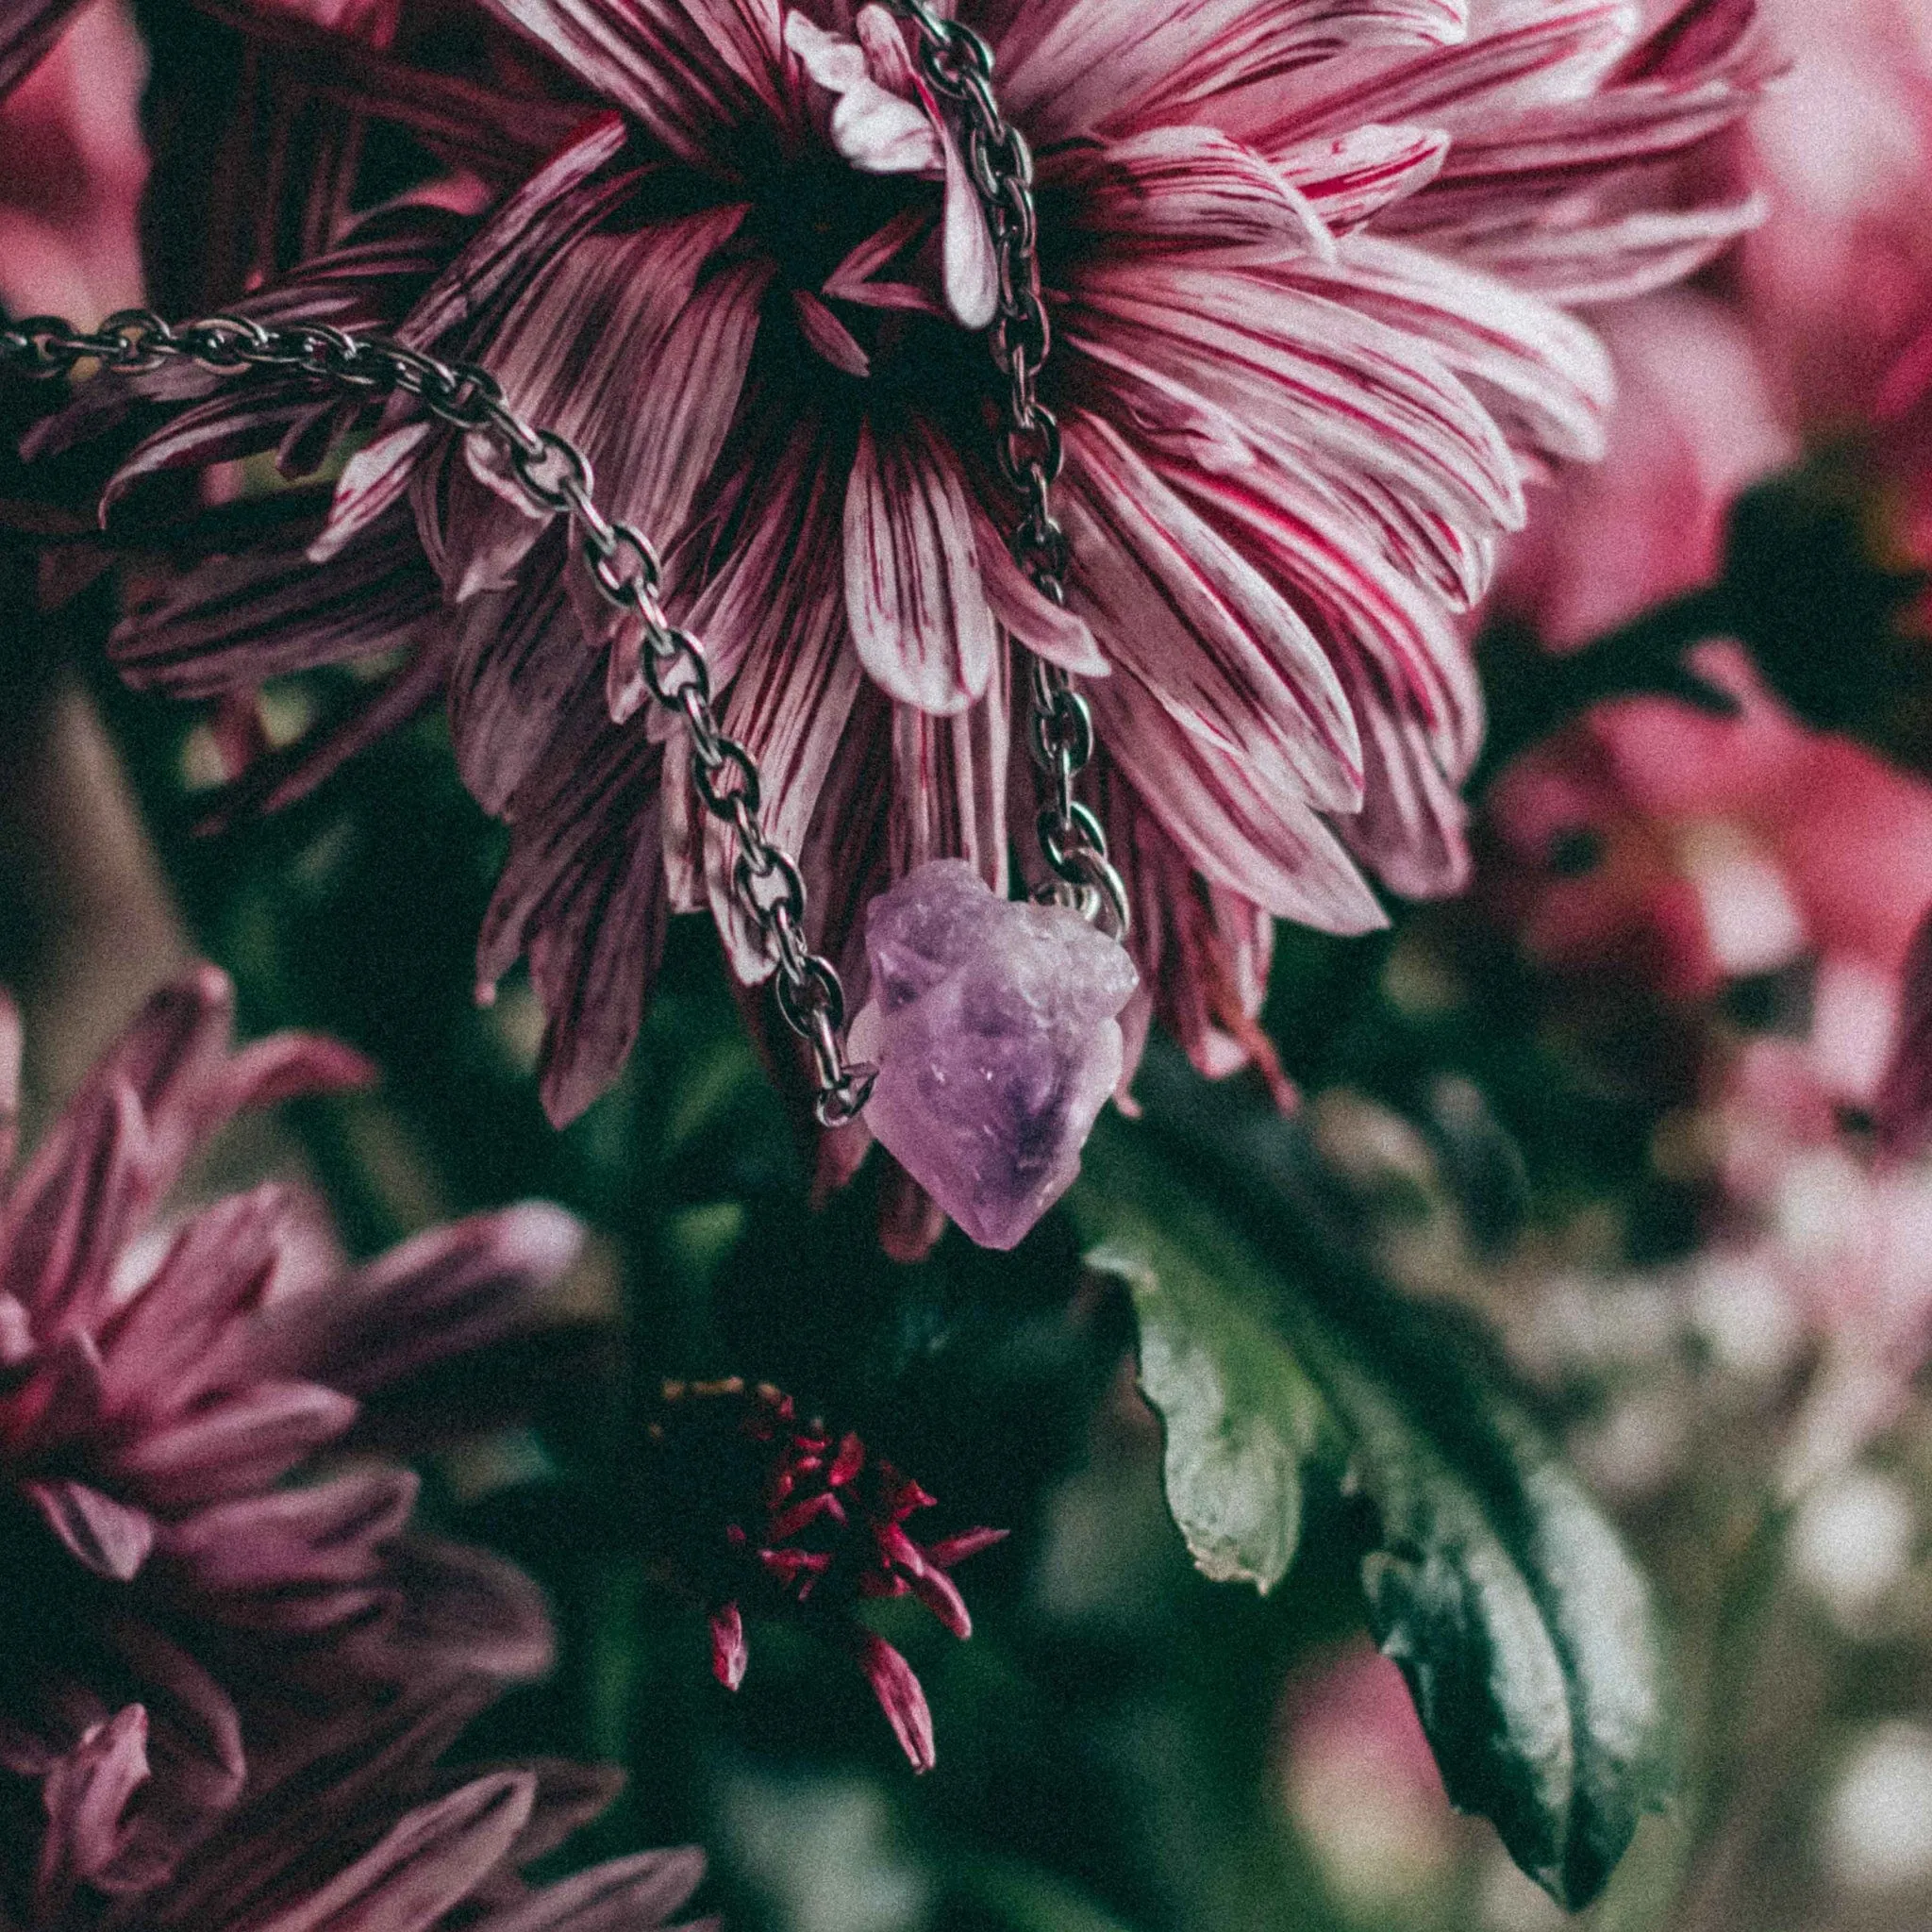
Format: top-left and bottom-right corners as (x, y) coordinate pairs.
(1081, 1049), (1675, 1909)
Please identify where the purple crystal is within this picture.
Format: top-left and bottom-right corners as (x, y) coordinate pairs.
(850, 859), (1139, 1250)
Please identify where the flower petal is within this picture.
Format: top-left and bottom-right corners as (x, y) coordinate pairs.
(1269, 122), (1449, 228)
(479, 0), (784, 167)
(1092, 676), (1387, 933)
(1047, 125), (1335, 265)
(445, 533), (594, 816)
(380, 1536), (557, 1682)
(974, 507), (1108, 675)
(891, 642), (1010, 891)
(309, 422), (436, 564)
(844, 417), (997, 714)
(38, 1705), (150, 1895)
(165, 1470), (419, 1594)
(24, 1479), (157, 1583)
(111, 1380), (361, 1509)
(0, 0), (86, 97)
(1059, 412), (1363, 809)
(709, 1605), (747, 1690)
(481, 1849), (709, 1932)
(792, 289), (872, 375)
(92, 1184), (292, 1410)
(255, 1201), (584, 1397)
(112, 509), (440, 699)
(937, 111), (999, 327)
(476, 681), (671, 1124)
(0, 986), (18, 1175)
(251, 1773), (535, 1932)
(1001, 0), (1469, 145)
(853, 1632), (935, 1773)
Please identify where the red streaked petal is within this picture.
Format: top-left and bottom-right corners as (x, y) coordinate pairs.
(891, 641), (1010, 891)
(1093, 679), (1387, 934)
(1047, 125), (1335, 265)
(479, 0), (784, 168)
(843, 417), (996, 714)
(792, 290), (871, 375)
(974, 508), (1108, 675)
(1269, 122), (1450, 228)
(310, 422), (435, 564)
(1001, 0), (1467, 145)
(853, 1632), (936, 1774)
(1059, 412), (1363, 811)
(709, 1604), (748, 1690)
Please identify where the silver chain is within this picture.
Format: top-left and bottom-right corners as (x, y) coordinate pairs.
(887, 0), (1129, 941)
(0, 307), (877, 1126)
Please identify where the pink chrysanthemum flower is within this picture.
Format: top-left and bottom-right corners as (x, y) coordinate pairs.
(640, 1377), (1004, 1772)
(17, 1671), (712, 1932)
(0, 967), (582, 1890)
(65, 0), (1767, 1137)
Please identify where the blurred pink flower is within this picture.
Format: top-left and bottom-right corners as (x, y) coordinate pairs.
(17, 1672), (711, 1932)
(1277, 1641), (1455, 1906)
(1491, 291), (1792, 648)
(1691, 1037), (1932, 1489)
(74, 0), (1767, 1132)
(0, 0), (148, 325)
(1491, 0), (1932, 655)
(1730, 0), (1932, 435)
(641, 1378), (1003, 1772)
(0, 966), (580, 1888)
(1486, 641), (1932, 1100)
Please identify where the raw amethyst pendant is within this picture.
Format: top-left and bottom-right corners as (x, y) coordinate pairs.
(850, 859), (1139, 1250)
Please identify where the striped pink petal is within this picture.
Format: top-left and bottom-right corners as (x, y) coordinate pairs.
(479, 0), (786, 169)
(1046, 125), (1336, 265)
(1059, 411), (1363, 810)
(1092, 670), (1386, 933)
(843, 416), (997, 714)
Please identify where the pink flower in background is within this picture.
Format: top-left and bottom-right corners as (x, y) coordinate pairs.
(1486, 642), (1932, 1102)
(1277, 1641), (1456, 1909)
(1729, 0), (1932, 435)
(15, 1672), (711, 1932)
(1490, 0), (1932, 657)
(1675, 1036), (1932, 1491)
(1491, 291), (1793, 649)
(72, 0), (1768, 1144)
(640, 1378), (1003, 1772)
(0, 967), (581, 1889)
(0, 0), (148, 325)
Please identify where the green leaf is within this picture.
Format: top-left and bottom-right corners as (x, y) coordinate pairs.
(1074, 1131), (1328, 1593)
(1074, 1049), (1674, 1910)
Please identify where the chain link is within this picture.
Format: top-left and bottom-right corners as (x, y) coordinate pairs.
(886, 0), (1128, 942)
(0, 306), (877, 1127)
